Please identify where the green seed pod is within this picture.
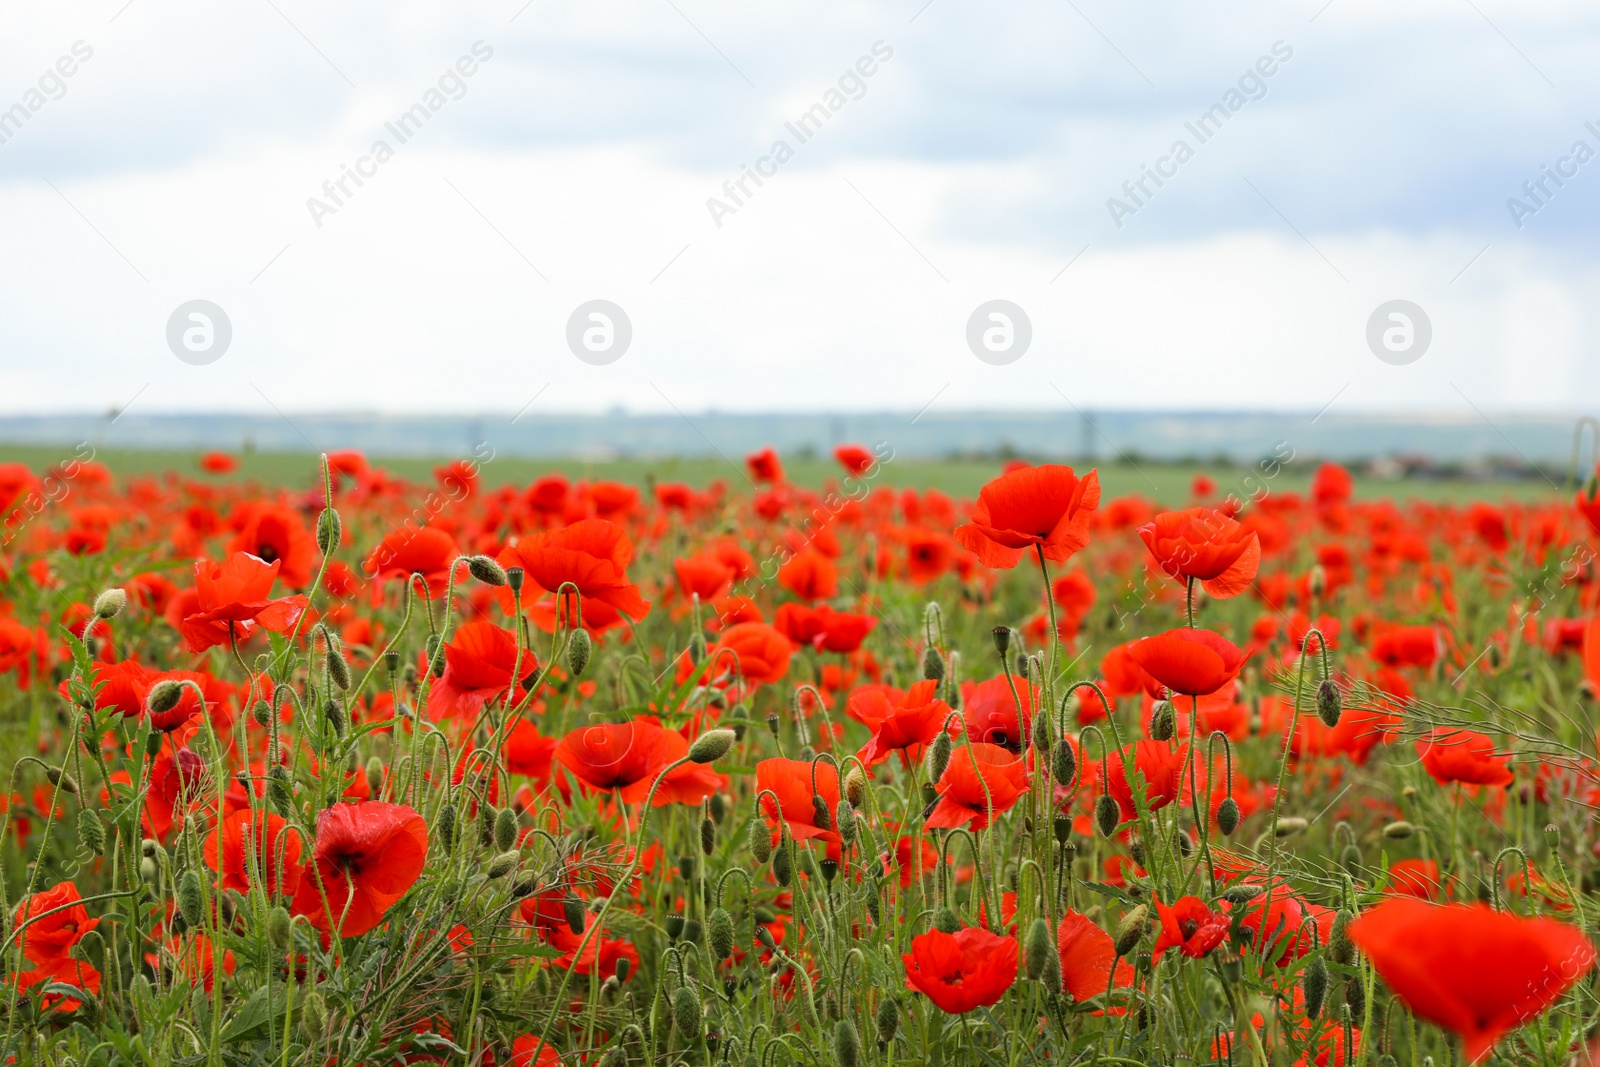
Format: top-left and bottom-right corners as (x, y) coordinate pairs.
(268, 765), (293, 815)
(932, 906), (960, 934)
(875, 997), (900, 1044)
(687, 728), (735, 764)
(1149, 700), (1176, 741)
(93, 587), (127, 619)
(1545, 823), (1561, 849)
(1025, 917), (1052, 980)
(1031, 713), (1051, 752)
(316, 508), (341, 553)
(301, 991), (327, 1041)
(147, 679), (184, 715)
(364, 756), (384, 799)
(487, 850), (519, 879)
(1052, 742), (1077, 788)
(1113, 905), (1148, 957)
(492, 806), (518, 852)
(750, 820), (773, 863)
(78, 808), (105, 854)
(326, 643), (351, 691)
(772, 843), (792, 887)
(425, 634), (445, 678)
(1344, 974), (1365, 1018)
(677, 853), (697, 882)
(709, 907), (735, 959)
(1095, 793), (1120, 838)
(45, 766), (78, 796)
(568, 627), (593, 677)
(1216, 797), (1241, 836)
(833, 1019), (862, 1067)
(177, 869), (205, 928)
(561, 896), (585, 935)
(672, 985), (701, 1040)
(467, 555), (508, 586)
(614, 956), (631, 984)
(252, 699), (273, 727)
(1314, 679), (1342, 727)
(1330, 909), (1356, 965)
(992, 626), (1012, 657)
(1220, 883), (1264, 905)
(1382, 820), (1414, 839)
(922, 646), (945, 682)
(700, 815), (716, 855)
(835, 800), (856, 845)
(811, 794), (831, 832)
(1053, 816), (1072, 844)
(438, 804), (458, 848)
(927, 732), (952, 782)
(1303, 955), (1329, 1019)
(268, 905), (293, 951)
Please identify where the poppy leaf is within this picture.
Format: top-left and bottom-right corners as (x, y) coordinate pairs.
(1079, 880), (1138, 905)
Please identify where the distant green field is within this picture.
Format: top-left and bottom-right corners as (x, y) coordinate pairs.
(0, 444), (1567, 505)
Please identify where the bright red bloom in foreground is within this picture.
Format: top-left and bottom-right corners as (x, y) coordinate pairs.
(954, 464), (1101, 569)
(179, 552), (310, 653)
(1127, 627), (1246, 696)
(1416, 728), (1514, 787)
(426, 619), (537, 722)
(852, 679), (951, 766)
(1139, 507), (1261, 599)
(554, 719), (675, 800)
(903, 926), (1018, 1014)
(291, 801), (428, 937)
(925, 743), (1030, 830)
(205, 808), (305, 897)
(1152, 895), (1229, 959)
(1348, 897), (1596, 1062)
(364, 526), (461, 599)
(499, 519), (650, 622)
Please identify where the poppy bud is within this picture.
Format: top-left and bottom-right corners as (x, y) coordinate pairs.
(325, 699), (346, 737)
(696, 815), (715, 856)
(1330, 909), (1355, 965)
(1344, 974), (1365, 1018)
(1303, 955), (1329, 1019)
(810, 794), (831, 831)
(833, 1020), (862, 1067)
(709, 792), (727, 823)
(1129, 837), (1147, 867)
(876, 998), (900, 1044)
(268, 765), (292, 814)
(750, 821), (773, 863)
(1341, 844), (1363, 876)
(1275, 817), (1308, 838)
(437, 804), (458, 848)
(1114, 905), (1148, 957)
(316, 508), (341, 553)
(268, 905), (293, 951)
(327, 645), (351, 691)
(1025, 917), (1052, 980)
(1030, 712), (1051, 752)
(1095, 793), (1120, 838)
(1051, 742), (1077, 788)
(487, 850), (519, 879)
(45, 766), (78, 796)
(707, 906), (735, 959)
(926, 732), (952, 782)
(1545, 823), (1561, 849)
(1149, 700), (1176, 741)
(933, 906), (960, 934)
(672, 985), (701, 1040)
(147, 680), (183, 716)
(252, 700), (273, 727)
(836, 800), (856, 845)
(140, 856), (158, 884)
(302, 991), (327, 1040)
(1216, 797), (1241, 836)
(78, 808), (105, 854)
(922, 646), (944, 683)
(677, 853), (697, 881)
(93, 587), (126, 619)
(682, 918), (703, 944)
(772, 843), (792, 886)
(1220, 883), (1263, 905)
(568, 627), (593, 677)
(844, 767), (867, 809)
(1308, 564), (1326, 598)
(1382, 820), (1414, 839)
(177, 869), (204, 928)
(492, 806), (518, 852)
(992, 625), (1012, 657)
(688, 728), (735, 764)
(425, 634), (445, 678)
(1315, 680), (1341, 728)
(614, 956), (631, 984)
(466, 555), (508, 586)
(360, 757), (382, 799)
(1053, 816), (1072, 844)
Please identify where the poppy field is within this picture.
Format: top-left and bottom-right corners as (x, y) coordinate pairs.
(2, 444), (1600, 1067)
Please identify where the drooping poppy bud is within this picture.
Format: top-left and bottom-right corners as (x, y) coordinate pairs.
(1095, 793), (1120, 838)
(177, 869), (205, 928)
(1114, 905), (1148, 957)
(1303, 955), (1329, 1019)
(1053, 742), (1077, 788)
(78, 808), (105, 854)
(927, 732), (952, 781)
(933, 906), (960, 934)
(833, 1020), (862, 1067)
(493, 806), (518, 852)
(750, 820), (772, 863)
(672, 985), (701, 1040)
(268, 905), (293, 951)
(1315, 679), (1341, 728)
(708, 907), (734, 959)
(1330, 909), (1356, 965)
(1383, 820), (1414, 839)
(148, 680), (184, 716)
(876, 998), (900, 1044)
(772, 842), (792, 886)
(1149, 700), (1176, 741)
(1025, 917), (1052, 980)
(1216, 797), (1240, 836)
(568, 627), (593, 677)
(487, 850), (518, 879)
(923, 646), (945, 683)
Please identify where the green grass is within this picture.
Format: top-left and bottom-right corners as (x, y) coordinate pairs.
(0, 444), (1564, 505)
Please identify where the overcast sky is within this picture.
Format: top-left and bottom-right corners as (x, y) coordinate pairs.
(1, 0), (1597, 419)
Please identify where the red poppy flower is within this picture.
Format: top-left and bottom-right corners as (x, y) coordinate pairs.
(63, 660), (151, 717)
(777, 550), (837, 601)
(1416, 728), (1513, 787)
(364, 527), (462, 599)
(746, 446), (785, 484)
(852, 680), (952, 766)
(504, 718), (558, 783)
(756, 758), (841, 846)
(553, 718), (714, 805)
(204, 808), (305, 898)
(291, 801), (428, 937)
(1152, 895), (1229, 959)
(497, 519), (650, 622)
(1348, 897), (1596, 1062)
(774, 602), (877, 653)
(834, 443), (876, 476)
(199, 452), (237, 474)
(1138, 507), (1261, 599)
(13, 881), (100, 966)
(1057, 909), (1135, 1002)
(674, 554), (735, 602)
(1127, 628), (1246, 697)
(1104, 740), (1187, 821)
(228, 502), (318, 588)
(925, 743), (1030, 830)
(511, 1035), (563, 1067)
(1388, 858), (1443, 899)
(953, 464), (1101, 569)
(960, 674), (1038, 753)
(179, 552), (310, 653)
(426, 620), (537, 722)
(707, 622), (792, 686)
(1370, 625), (1441, 670)
(903, 926), (1018, 1014)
